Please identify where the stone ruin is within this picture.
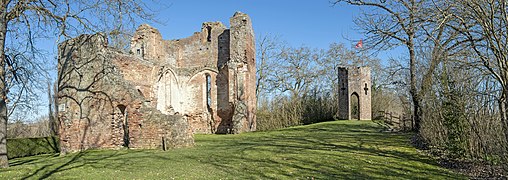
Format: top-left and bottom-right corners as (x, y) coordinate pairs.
(337, 67), (372, 120)
(57, 12), (256, 153)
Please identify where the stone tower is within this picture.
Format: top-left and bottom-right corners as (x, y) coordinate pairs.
(338, 67), (372, 120)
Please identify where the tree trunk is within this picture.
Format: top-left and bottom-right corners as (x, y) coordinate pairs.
(0, 1), (8, 168)
(407, 0), (421, 134)
(501, 90), (508, 148)
(48, 82), (57, 136)
(408, 39), (421, 133)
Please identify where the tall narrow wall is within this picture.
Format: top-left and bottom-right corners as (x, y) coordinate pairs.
(229, 12), (257, 133)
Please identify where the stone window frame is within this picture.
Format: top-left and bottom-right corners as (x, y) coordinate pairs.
(205, 73), (212, 109)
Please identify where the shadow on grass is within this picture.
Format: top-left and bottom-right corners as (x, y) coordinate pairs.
(21, 151), (90, 180)
(16, 150), (132, 179)
(189, 121), (459, 179)
(9, 154), (60, 166)
(4, 121), (461, 179)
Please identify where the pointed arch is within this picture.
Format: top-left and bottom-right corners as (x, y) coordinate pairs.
(350, 92), (360, 120)
(187, 68), (218, 85)
(159, 67), (180, 88)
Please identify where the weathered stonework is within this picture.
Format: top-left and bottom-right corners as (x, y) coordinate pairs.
(338, 67), (372, 120)
(57, 12), (256, 153)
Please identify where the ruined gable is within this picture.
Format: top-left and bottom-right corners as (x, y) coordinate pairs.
(57, 12), (256, 152)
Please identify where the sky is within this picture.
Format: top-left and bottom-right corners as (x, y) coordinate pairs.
(25, 0), (407, 122)
(151, 0), (364, 50)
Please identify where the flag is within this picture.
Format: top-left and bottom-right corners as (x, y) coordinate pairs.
(355, 39), (363, 49)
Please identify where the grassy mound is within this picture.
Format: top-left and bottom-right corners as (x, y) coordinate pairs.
(0, 120), (463, 179)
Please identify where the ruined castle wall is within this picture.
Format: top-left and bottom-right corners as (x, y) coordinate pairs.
(126, 15), (254, 134)
(127, 22), (233, 134)
(58, 34), (193, 153)
(131, 24), (166, 61)
(59, 12), (257, 154)
(112, 55), (156, 102)
(229, 12), (257, 133)
(58, 34), (124, 152)
(165, 22), (227, 68)
(126, 106), (193, 149)
(214, 29), (232, 133)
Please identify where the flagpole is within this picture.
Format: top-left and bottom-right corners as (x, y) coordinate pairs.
(355, 39), (364, 66)
(361, 44), (365, 67)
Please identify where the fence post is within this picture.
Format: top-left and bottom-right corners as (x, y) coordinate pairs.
(162, 137), (166, 151)
(389, 112), (393, 124)
(398, 115), (402, 130)
(410, 115), (414, 130)
(402, 115), (406, 131)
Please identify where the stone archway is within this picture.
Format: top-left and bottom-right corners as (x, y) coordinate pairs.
(350, 92), (360, 120)
(117, 104), (129, 147)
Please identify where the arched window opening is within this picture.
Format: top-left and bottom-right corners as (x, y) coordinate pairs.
(206, 74), (212, 108)
(117, 105), (126, 115)
(140, 43), (145, 58)
(117, 104), (129, 147)
(206, 26), (212, 42)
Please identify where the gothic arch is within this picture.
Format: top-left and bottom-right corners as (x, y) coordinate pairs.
(155, 68), (179, 114)
(187, 68), (218, 85)
(116, 104), (129, 147)
(158, 67), (179, 87)
(350, 92), (360, 120)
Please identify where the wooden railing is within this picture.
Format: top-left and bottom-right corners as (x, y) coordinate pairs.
(374, 111), (413, 131)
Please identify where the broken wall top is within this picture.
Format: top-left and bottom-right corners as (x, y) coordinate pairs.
(129, 12), (253, 69)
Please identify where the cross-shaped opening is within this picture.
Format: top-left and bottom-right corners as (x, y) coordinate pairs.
(364, 83), (369, 95)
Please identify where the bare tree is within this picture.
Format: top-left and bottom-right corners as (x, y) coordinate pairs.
(447, 0), (508, 152)
(333, 0), (424, 132)
(256, 34), (282, 100)
(256, 40), (387, 129)
(0, 0), (157, 168)
(265, 46), (322, 98)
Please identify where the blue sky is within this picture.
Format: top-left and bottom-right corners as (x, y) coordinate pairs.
(152, 0), (363, 49)
(26, 0), (407, 121)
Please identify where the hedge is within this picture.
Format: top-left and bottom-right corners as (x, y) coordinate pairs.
(6, 136), (60, 159)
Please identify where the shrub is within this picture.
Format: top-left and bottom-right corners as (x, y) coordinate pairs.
(7, 136), (60, 159)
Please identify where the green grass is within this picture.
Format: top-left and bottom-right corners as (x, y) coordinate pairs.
(0, 120), (464, 179)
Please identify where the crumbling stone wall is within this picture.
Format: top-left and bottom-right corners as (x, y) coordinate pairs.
(57, 12), (256, 153)
(228, 12), (257, 133)
(337, 67), (372, 120)
(57, 34), (193, 153)
(127, 12), (256, 134)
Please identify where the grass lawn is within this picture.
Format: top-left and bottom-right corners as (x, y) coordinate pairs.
(0, 120), (464, 179)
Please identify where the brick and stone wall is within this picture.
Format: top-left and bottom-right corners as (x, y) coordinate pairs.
(57, 12), (256, 153)
(57, 34), (194, 153)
